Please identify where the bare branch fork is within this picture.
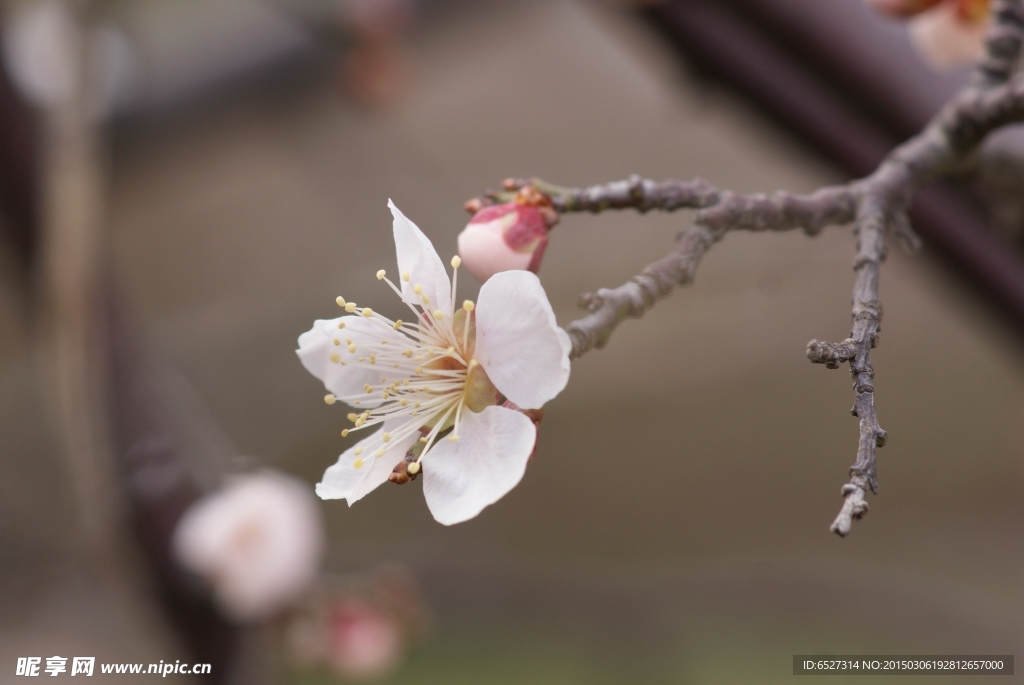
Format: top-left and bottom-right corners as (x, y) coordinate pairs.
(468, 0), (1024, 536)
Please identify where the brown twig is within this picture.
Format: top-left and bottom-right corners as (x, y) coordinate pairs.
(470, 0), (1024, 536)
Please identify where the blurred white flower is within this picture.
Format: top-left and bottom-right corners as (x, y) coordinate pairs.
(172, 470), (324, 622)
(297, 201), (570, 525)
(2, 0), (80, 107)
(908, 0), (990, 71)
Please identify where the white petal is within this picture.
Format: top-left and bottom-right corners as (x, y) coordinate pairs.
(315, 421), (419, 505)
(422, 405), (535, 525)
(474, 270), (570, 409)
(296, 316), (407, 407)
(389, 199), (452, 315)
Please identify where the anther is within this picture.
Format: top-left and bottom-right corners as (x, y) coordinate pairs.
(421, 295), (431, 305)
(419, 437), (428, 443)
(380, 339), (388, 344)
(376, 269), (386, 280)
(433, 310), (445, 320)
(345, 302), (357, 312)
(330, 353), (340, 363)
(354, 446), (364, 456)
(383, 432), (391, 442)
(324, 394), (336, 405)
(403, 350), (413, 358)
(451, 255), (462, 268)
(338, 321), (346, 329)
(348, 344), (357, 353)
(333, 339), (341, 346)
(341, 429), (349, 437)
(413, 284), (423, 295)
(361, 308), (373, 318)
(370, 354), (377, 365)
(399, 399), (408, 406)
(448, 434), (459, 442)
(401, 271), (410, 282)
(392, 320), (403, 330)
(336, 296), (346, 307)
(348, 413), (359, 422)
(374, 448), (385, 458)
(463, 300), (475, 311)
(354, 458), (364, 469)
(407, 462), (421, 475)
(363, 384), (372, 393)
(446, 346), (455, 355)
(468, 359), (479, 368)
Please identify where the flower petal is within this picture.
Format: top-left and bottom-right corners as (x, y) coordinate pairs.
(389, 199), (452, 315)
(474, 270), (570, 409)
(315, 421), (419, 505)
(297, 316), (409, 407)
(421, 405), (535, 525)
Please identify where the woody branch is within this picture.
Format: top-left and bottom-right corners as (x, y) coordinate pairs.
(468, 0), (1024, 536)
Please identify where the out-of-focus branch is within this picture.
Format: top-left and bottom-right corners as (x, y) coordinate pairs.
(467, 0), (1024, 537)
(37, 0), (121, 559)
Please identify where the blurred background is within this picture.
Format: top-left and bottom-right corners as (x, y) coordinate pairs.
(0, 0), (1022, 683)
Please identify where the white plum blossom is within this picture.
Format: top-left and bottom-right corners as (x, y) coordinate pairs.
(297, 200), (570, 525)
(172, 470), (325, 622)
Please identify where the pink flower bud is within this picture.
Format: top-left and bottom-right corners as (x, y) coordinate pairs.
(909, 0), (989, 70)
(458, 201), (550, 282)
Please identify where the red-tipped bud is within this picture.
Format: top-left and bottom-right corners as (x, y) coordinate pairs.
(457, 201), (551, 282)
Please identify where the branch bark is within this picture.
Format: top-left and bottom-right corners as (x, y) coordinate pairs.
(469, 0), (1024, 536)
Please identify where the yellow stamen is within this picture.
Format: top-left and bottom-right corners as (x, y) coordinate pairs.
(361, 308), (373, 318)
(463, 300), (475, 311)
(376, 269), (386, 280)
(448, 434), (459, 442)
(336, 296), (346, 307)
(341, 429), (349, 437)
(413, 284), (423, 295)
(324, 394), (336, 405)
(451, 255), (462, 268)
(392, 319), (403, 330)
(401, 271), (410, 282)
(433, 310), (445, 320)
(338, 321), (346, 329)
(330, 353), (340, 363)
(353, 458), (364, 469)
(345, 302), (357, 313)
(354, 446), (364, 456)
(407, 462), (421, 475)
(348, 344), (357, 353)
(383, 432), (391, 443)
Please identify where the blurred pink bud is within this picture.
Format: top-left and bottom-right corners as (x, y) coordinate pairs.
(457, 201), (551, 282)
(864, 0), (942, 17)
(909, 0), (989, 70)
(328, 599), (403, 680)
